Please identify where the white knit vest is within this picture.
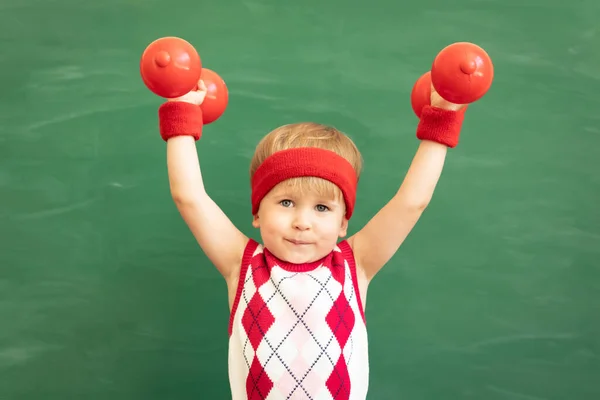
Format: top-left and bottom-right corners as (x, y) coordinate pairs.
(228, 239), (369, 400)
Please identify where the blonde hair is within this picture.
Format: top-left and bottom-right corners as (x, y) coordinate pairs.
(250, 122), (363, 201)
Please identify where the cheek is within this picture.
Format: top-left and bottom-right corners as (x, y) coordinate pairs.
(259, 211), (287, 235)
(317, 215), (345, 238)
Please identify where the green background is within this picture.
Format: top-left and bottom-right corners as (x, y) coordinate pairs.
(1, 0), (599, 398)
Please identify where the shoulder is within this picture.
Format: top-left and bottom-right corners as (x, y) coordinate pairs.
(226, 238), (264, 315)
(336, 239), (354, 260)
(242, 237), (262, 262)
(334, 239), (360, 276)
(338, 237), (369, 288)
(226, 238), (262, 288)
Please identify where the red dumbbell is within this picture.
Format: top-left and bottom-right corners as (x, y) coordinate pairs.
(140, 37), (229, 125)
(140, 36), (202, 99)
(411, 42), (493, 117)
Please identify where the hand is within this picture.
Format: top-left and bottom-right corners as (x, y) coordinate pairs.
(167, 79), (207, 105)
(430, 83), (466, 112)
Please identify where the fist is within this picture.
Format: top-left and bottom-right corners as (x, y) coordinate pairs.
(167, 79), (207, 105)
(430, 82), (466, 112)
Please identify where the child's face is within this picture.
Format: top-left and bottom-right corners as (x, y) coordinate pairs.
(252, 182), (348, 264)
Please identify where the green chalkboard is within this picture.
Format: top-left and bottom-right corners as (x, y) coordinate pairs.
(1, 0), (599, 398)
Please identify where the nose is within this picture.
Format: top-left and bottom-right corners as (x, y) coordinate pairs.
(292, 210), (311, 231)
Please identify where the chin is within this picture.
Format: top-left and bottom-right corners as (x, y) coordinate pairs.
(283, 252), (319, 265)
(262, 236), (337, 265)
(276, 246), (331, 265)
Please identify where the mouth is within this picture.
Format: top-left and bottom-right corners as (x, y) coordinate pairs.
(285, 239), (312, 245)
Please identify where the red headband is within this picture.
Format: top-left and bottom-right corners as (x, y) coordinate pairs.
(251, 147), (358, 219)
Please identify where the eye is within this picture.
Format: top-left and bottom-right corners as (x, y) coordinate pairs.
(315, 204), (329, 212)
(280, 199), (293, 207)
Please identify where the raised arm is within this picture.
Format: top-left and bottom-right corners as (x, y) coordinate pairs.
(160, 83), (248, 281)
(167, 136), (248, 280)
(349, 139), (447, 280)
(349, 90), (466, 281)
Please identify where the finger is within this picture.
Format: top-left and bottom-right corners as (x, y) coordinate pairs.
(198, 79), (207, 92)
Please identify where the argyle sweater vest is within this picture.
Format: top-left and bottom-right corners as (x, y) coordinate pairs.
(228, 239), (369, 400)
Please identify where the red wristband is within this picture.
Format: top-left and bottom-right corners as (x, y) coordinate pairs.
(416, 106), (465, 148)
(158, 101), (203, 141)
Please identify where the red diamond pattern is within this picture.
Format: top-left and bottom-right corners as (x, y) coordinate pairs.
(251, 258), (270, 288)
(326, 293), (355, 349)
(242, 292), (275, 350)
(241, 278), (275, 399)
(326, 356), (351, 400)
(325, 293), (354, 399)
(246, 356), (274, 399)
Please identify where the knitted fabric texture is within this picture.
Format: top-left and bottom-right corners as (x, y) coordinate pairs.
(251, 147), (358, 219)
(158, 101), (204, 141)
(228, 239), (369, 399)
(416, 105), (465, 148)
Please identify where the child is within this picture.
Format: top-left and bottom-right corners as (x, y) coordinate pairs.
(157, 80), (465, 399)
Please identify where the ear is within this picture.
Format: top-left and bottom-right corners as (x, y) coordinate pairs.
(338, 218), (349, 238)
(252, 214), (260, 228)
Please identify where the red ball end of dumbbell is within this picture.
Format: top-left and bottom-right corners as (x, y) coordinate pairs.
(410, 71), (432, 118)
(140, 37), (202, 99)
(431, 42), (494, 104)
(200, 68), (228, 125)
